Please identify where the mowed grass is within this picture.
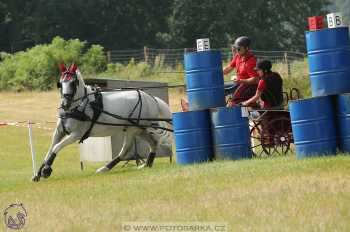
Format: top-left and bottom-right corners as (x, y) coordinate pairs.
(1, 90), (350, 231)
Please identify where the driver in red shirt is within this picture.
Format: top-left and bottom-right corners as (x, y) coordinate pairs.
(223, 36), (259, 106)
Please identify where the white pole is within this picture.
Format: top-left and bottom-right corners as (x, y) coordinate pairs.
(28, 121), (37, 176)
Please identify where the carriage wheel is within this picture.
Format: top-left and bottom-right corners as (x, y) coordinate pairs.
(261, 117), (292, 156)
(250, 121), (268, 157)
(250, 117), (292, 157)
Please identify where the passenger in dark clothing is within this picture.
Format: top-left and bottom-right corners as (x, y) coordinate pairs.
(241, 60), (283, 108)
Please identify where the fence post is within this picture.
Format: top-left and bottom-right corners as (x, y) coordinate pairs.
(107, 51), (111, 63)
(144, 46), (149, 64)
(284, 52), (291, 78)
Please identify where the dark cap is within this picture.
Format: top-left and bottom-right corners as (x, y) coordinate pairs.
(255, 60), (272, 72)
(233, 36), (251, 48)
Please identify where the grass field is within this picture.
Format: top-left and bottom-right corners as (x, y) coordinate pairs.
(1, 90), (350, 231)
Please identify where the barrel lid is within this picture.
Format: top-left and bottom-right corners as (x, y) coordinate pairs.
(288, 95), (333, 104)
(184, 50), (221, 56)
(305, 26), (349, 34)
(172, 109), (209, 115)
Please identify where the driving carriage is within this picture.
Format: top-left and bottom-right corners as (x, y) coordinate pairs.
(225, 85), (301, 157)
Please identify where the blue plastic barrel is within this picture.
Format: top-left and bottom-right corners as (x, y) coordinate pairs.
(173, 110), (213, 164)
(184, 51), (225, 110)
(336, 94), (350, 153)
(210, 107), (252, 160)
(289, 96), (337, 158)
(305, 27), (350, 96)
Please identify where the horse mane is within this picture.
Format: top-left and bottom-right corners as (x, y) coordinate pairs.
(75, 69), (93, 96)
(76, 69), (86, 86)
(75, 69), (93, 93)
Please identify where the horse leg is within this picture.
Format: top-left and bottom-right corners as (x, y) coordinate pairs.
(32, 125), (65, 181)
(32, 132), (80, 182)
(43, 123), (67, 162)
(138, 131), (158, 169)
(96, 129), (139, 173)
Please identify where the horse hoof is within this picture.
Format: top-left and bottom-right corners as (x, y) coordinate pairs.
(41, 165), (52, 178)
(96, 166), (110, 173)
(137, 163), (147, 169)
(146, 162), (154, 168)
(32, 176), (40, 182)
(138, 162), (153, 169)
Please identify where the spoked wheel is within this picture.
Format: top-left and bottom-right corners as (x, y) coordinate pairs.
(261, 117), (292, 156)
(250, 117), (292, 157)
(250, 121), (268, 157)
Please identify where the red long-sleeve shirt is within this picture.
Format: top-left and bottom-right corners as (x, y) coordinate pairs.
(229, 51), (258, 80)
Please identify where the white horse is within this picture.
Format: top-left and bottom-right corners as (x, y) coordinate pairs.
(32, 63), (172, 182)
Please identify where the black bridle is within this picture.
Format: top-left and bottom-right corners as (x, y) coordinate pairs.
(57, 71), (80, 109)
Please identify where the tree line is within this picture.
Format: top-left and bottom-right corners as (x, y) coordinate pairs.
(0, 0), (337, 53)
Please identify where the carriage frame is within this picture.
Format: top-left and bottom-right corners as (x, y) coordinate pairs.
(227, 87), (300, 157)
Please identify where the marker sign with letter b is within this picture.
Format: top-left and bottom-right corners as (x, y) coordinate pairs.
(327, 12), (344, 28)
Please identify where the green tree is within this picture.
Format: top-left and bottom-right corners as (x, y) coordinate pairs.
(333, 0), (350, 24)
(164, 0), (330, 51)
(0, 0), (332, 52)
(5, 0), (173, 50)
(0, 1), (8, 51)
(0, 0), (173, 52)
(160, 0), (232, 48)
(1, 0), (37, 52)
(0, 36), (107, 90)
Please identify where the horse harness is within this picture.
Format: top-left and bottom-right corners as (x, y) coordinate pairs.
(59, 88), (169, 143)
(59, 87), (102, 142)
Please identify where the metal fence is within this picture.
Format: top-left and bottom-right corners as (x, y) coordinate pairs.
(106, 47), (307, 78)
(107, 47), (305, 63)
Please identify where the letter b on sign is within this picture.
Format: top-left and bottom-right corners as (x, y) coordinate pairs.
(327, 12), (344, 28)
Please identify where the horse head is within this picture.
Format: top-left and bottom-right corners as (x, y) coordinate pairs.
(57, 63), (81, 110)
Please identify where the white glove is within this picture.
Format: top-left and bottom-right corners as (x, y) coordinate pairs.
(230, 75), (237, 81)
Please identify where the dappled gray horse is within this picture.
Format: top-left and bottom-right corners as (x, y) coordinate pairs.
(32, 63), (172, 182)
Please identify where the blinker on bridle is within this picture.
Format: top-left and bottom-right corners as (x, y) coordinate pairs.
(57, 71), (78, 89)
